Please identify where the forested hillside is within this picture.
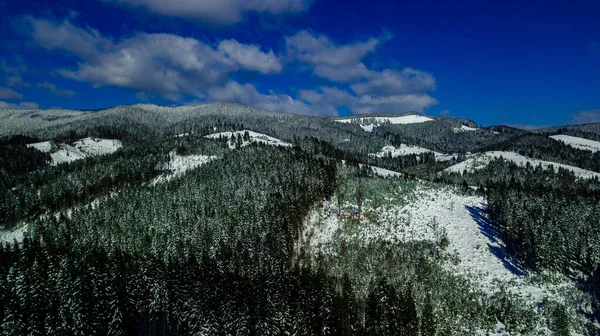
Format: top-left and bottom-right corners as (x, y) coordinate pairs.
(1, 103), (599, 335)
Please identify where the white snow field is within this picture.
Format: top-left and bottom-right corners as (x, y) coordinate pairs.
(369, 144), (443, 159)
(73, 137), (123, 156)
(204, 130), (292, 149)
(335, 115), (434, 132)
(444, 150), (600, 179)
(357, 163), (403, 178)
(26, 140), (53, 152)
(27, 137), (123, 165)
(0, 224), (28, 244)
(453, 125), (478, 133)
(299, 184), (587, 334)
(550, 134), (600, 152)
(151, 151), (217, 184)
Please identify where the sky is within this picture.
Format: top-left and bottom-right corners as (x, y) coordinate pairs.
(0, 0), (599, 127)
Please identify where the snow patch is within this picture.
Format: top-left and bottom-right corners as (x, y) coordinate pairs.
(369, 144), (442, 158)
(335, 115), (434, 132)
(0, 224), (27, 244)
(26, 141), (53, 153)
(358, 163), (403, 178)
(151, 151), (217, 184)
(27, 137), (122, 166)
(72, 137), (122, 156)
(550, 134), (600, 153)
(204, 130), (292, 149)
(444, 151), (600, 179)
(453, 125), (478, 133)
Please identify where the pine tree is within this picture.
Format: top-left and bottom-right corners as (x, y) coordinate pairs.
(420, 293), (436, 336)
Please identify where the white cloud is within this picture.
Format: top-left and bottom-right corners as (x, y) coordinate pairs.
(23, 17), (281, 100)
(0, 100), (39, 109)
(299, 86), (437, 115)
(285, 30), (389, 82)
(572, 109), (600, 124)
(38, 82), (75, 98)
(354, 94), (438, 114)
(0, 87), (23, 99)
(207, 81), (320, 115)
(21, 16), (111, 59)
(286, 30), (438, 114)
(110, 0), (314, 24)
(217, 39), (282, 74)
(351, 68), (436, 96)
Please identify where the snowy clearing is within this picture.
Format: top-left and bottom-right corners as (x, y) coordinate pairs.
(453, 125), (478, 133)
(73, 137), (123, 156)
(550, 134), (600, 153)
(369, 144), (443, 159)
(358, 163), (403, 178)
(335, 115), (434, 132)
(0, 224), (27, 244)
(444, 151), (600, 179)
(27, 137), (122, 165)
(204, 130), (292, 149)
(151, 151), (217, 184)
(26, 141), (53, 153)
(300, 184), (580, 319)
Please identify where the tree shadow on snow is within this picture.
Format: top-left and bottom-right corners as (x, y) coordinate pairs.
(465, 205), (525, 277)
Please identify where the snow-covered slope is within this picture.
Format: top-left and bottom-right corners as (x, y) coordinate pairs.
(453, 125), (478, 133)
(300, 184), (581, 322)
(152, 151), (217, 184)
(27, 137), (122, 165)
(0, 225), (27, 244)
(204, 130), (292, 149)
(73, 137), (122, 156)
(357, 163), (403, 178)
(369, 144), (442, 158)
(26, 141), (53, 153)
(335, 115), (434, 132)
(550, 134), (600, 152)
(444, 151), (600, 179)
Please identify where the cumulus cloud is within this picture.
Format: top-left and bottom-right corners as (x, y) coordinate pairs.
(286, 30), (438, 114)
(0, 59), (28, 87)
(38, 82), (75, 98)
(22, 17), (281, 99)
(351, 68), (436, 96)
(0, 100), (39, 109)
(0, 87), (23, 100)
(285, 30), (389, 82)
(109, 0), (314, 24)
(207, 81), (322, 115)
(299, 86), (437, 115)
(572, 109), (600, 124)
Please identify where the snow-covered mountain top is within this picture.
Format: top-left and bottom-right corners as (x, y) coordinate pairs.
(204, 130), (292, 148)
(444, 150), (600, 179)
(335, 115), (434, 132)
(550, 134), (600, 152)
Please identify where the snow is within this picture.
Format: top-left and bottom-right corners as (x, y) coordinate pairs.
(26, 141), (53, 153)
(50, 144), (88, 165)
(0, 224), (27, 244)
(204, 130), (292, 149)
(358, 163), (403, 178)
(550, 134), (600, 153)
(335, 115), (434, 132)
(299, 183), (580, 329)
(151, 151), (217, 184)
(72, 137), (123, 156)
(444, 151), (600, 179)
(27, 137), (122, 166)
(369, 144), (443, 158)
(453, 125), (478, 133)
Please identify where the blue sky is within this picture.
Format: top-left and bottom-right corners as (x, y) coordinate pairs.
(0, 0), (598, 126)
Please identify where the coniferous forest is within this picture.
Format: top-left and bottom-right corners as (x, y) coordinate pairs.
(1, 104), (600, 335)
